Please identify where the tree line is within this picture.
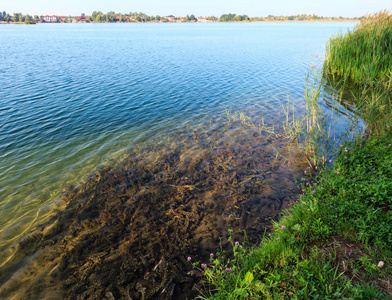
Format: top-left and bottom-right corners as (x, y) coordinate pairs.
(0, 11), (40, 23)
(0, 10), (360, 24)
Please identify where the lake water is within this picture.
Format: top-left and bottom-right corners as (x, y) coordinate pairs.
(0, 22), (356, 264)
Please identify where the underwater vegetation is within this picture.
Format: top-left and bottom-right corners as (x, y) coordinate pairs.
(0, 123), (303, 299)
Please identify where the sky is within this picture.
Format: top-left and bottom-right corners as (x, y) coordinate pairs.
(1, 0), (391, 18)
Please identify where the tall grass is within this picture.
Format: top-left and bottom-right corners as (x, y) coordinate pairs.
(226, 70), (357, 169)
(324, 11), (392, 88)
(324, 11), (392, 136)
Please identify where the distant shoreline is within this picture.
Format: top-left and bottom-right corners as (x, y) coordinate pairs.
(0, 19), (357, 25)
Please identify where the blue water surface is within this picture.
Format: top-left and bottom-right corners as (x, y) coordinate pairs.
(0, 22), (356, 250)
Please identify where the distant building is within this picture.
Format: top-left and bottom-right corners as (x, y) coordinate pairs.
(197, 16), (215, 22)
(166, 15), (176, 21)
(41, 15), (58, 22)
(72, 16), (87, 23)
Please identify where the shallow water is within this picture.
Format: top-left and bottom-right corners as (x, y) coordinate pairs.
(0, 22), (358, 293)
(0, 120), (307, 299)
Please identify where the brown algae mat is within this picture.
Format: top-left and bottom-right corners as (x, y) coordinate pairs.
(0, 123), (305, 299)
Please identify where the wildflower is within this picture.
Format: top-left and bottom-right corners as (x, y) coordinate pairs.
(315, 166), (318, 170)
(312, 190), (316, 194)
(281, 225), (286, 230)
(235, 241), (239, 246)
(340, 144), (343, 147)
(201, 263), (207, 268)
(187, 257), (191, 261)
(240, 245), (243, 248)
(345, 156), (347, 159)
(210, 253), (214, 258)
(304, 170), (307, 174)
(337, 171), (340, 174)
(389, 144), (391, 146)
(345, 149), (348, 152)
(277, 237), (280, 241)
(226, 268), (231, 273)
(329, 159), (332, 163)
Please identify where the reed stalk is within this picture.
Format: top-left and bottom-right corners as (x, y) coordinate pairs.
(324, 11), (392, 89)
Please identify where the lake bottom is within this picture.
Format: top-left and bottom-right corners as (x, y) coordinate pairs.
(0, 118), (305, 299)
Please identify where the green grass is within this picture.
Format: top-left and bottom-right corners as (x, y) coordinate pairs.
(324, 11), (392, 88)
(196, 136), (392, 299)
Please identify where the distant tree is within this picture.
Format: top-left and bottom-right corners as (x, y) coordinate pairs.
(190, 14), (196, 21)
(34, 15), (38, 22)
(96, 14), (102, 22)
(24, 15), (30, 22)
(219, 13), (236, 22)
(208, 15), (216, 21)
(4, 13), (10, 22)
(155, 15), (160, 21)
(234, 15), (242, 21)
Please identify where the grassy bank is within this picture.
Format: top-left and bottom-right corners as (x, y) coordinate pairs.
(198, 11), (392, 299)
(197, 136), (392, 299)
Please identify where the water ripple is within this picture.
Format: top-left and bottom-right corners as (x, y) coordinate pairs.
(0, 22), (356, 252)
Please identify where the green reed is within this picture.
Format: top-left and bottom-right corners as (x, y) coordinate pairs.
(323, 11), (392, 136)
(226, 68), (354, 169)
(324, 11), (392, 88)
